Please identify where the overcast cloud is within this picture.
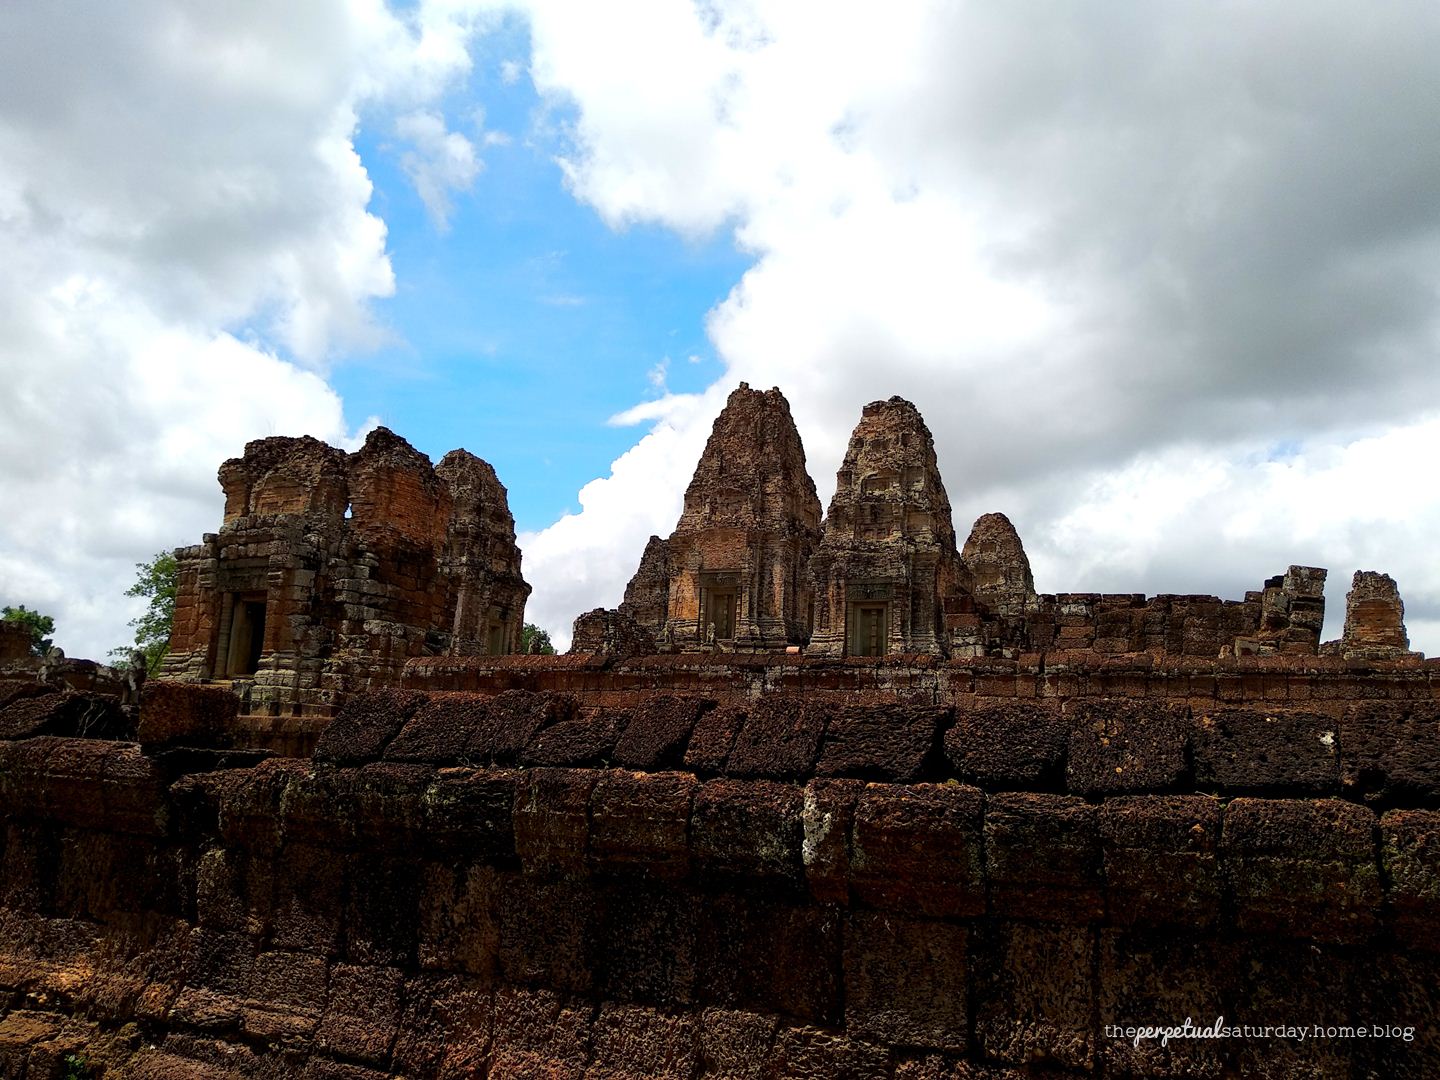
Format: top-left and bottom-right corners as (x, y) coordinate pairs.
(2, 1), (1438, 658)
(518, 0), (1440, 651)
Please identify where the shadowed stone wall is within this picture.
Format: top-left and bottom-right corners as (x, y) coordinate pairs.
(0, 657), (1437, 1077)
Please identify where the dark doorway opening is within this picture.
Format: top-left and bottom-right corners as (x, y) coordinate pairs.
(224, 595), (267, 676)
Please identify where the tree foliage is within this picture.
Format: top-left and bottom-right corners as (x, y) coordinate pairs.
(520, 622), (555, 655)
(1, 605), (55, 656)
(117, 551), (178, 675)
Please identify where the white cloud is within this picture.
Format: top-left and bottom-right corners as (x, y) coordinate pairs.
(0, 0), (483, 658)
(396, 109), (483, 229)
(511, 1), (1440, 655)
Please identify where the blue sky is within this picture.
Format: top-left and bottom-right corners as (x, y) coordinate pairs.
(341, 21), (748, 531)
(2, 2), (1439, 656)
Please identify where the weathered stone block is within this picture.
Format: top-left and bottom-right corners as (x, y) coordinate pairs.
(697, 1007), (778, 1079)
(138, 681), (238, 747)
(972, 922), (1095, 1071)
(520, 705), (624, 767)
(1066, 700), (1189, 795)
(726, 697), (826, 780)
(498, 874), (597, 993)
(489, 986), (590, 1078)
(772, 1025), (891, 1080)
(1097, 929), (1227, 1078)
(1340, 702), (1440, 803)
(1221, 797), (1379, 943)
(313, 690), (427, 765)
(513, 768), (595, 873)
(314, 963), (403, 1065)
(850, 783), (984, 917)
(612, 696), (711, 770)
(691, 778), (804, 884)
(683, 700), (747, 774)
(597, 881), (699, 1006)
(985, 793), (1103, 921)
(801, 778), (862, 904)
(697, 889), (842, 1025)
(590, 771), (696, 875)
(815, 703), (946, 782)
(844, 910), (967, 1051)
(945, 701), (1068, 789)
(1100, 795), (1220, 928)
(1381, 809), (1440, 952)
(1191, 707), (1338, 793)
(589, 1003), (698, 1080)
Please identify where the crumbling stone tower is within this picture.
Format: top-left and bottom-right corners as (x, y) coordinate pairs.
(620, 383), (823, 650)
(807, 396), (968, 657)
(163, 428), (529, 713)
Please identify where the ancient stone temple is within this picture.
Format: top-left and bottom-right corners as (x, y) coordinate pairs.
(619, 383), (823, 650)
(163, 427), (529, 713)
(1329, 569), (1417, 660)
(807, 396), (968, 656)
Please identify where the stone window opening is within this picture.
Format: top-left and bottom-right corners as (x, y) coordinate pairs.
(219, 592), (267, 678)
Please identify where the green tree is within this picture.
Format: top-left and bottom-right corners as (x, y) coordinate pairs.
(1, 604), (55, 656)
(520, 622), (555, 655)
(116, 551), (178, 675)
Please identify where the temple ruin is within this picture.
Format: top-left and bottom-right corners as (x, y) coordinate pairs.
(162, 427), (529, 714)
(620, 383), (823, 650)
(806, 396), (968, 657)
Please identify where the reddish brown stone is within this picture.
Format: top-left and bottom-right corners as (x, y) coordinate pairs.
(513, 768), (596, 873)
(589, 1003), (698, 1079)
(314, 963), (403, 1065)
(985, 793), (1103, 921)
(519, 705), (624, 767)
(772, 1026), (891, 1079)
(137, 682), (239, 747)
(590, 771), (696, 875)
(1191, 707), (1339, 793)
(814, 703), (946, 782)
(691, 778), (803, 884)
(945, 701), (1068, 789)
(621, 384), (823, 651)
(1381, 809), (1440, 951)
(808, 397), (967, 658)
(1221, 797), (1380, 943)
(313, 690), (427, 765)
(725, 696), (826, 780)
(683, 700), (746, 774)
(697, 1007), (778, 1079)
(1100, 795), (1220, 928)
(1065, 699), (1189, 795)
(850, 783), (984, 917)
(163, 427), (530, 714)
(844, 911), (967, 1051)
(801, 778), (863, 905)
(1340, 702), (1440, 803)
(972, 922), (1095, 1071)
(612, 695), (711, 770)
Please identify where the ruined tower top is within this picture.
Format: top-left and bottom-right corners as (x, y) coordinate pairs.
(822, 395), (958, 550)
(961, 512), (1038, 616)
(674, 383), (822, 535)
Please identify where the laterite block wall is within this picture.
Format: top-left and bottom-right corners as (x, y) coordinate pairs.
(0, 658), (1437, 1078)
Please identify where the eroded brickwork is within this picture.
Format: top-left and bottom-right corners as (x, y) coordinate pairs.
(1331, 569), (1415, 660)
(163, 427), (529, 716)
(621, 384), (823, 651)
(808, 397), (969, 657)
(0, 664), (1437, 1076)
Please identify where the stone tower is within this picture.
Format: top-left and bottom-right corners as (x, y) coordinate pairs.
(619, 383), (823, 650)
(163, 427), (529, 714)
(807, 396), (967, 657)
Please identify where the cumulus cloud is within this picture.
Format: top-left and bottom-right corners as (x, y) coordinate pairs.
(397, 109), (483, 229)
(0, 0), (481, 657)
(512, 1), (1440, 653)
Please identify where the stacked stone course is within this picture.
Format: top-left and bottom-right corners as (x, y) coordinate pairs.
(0, 661), (1438, 1074)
